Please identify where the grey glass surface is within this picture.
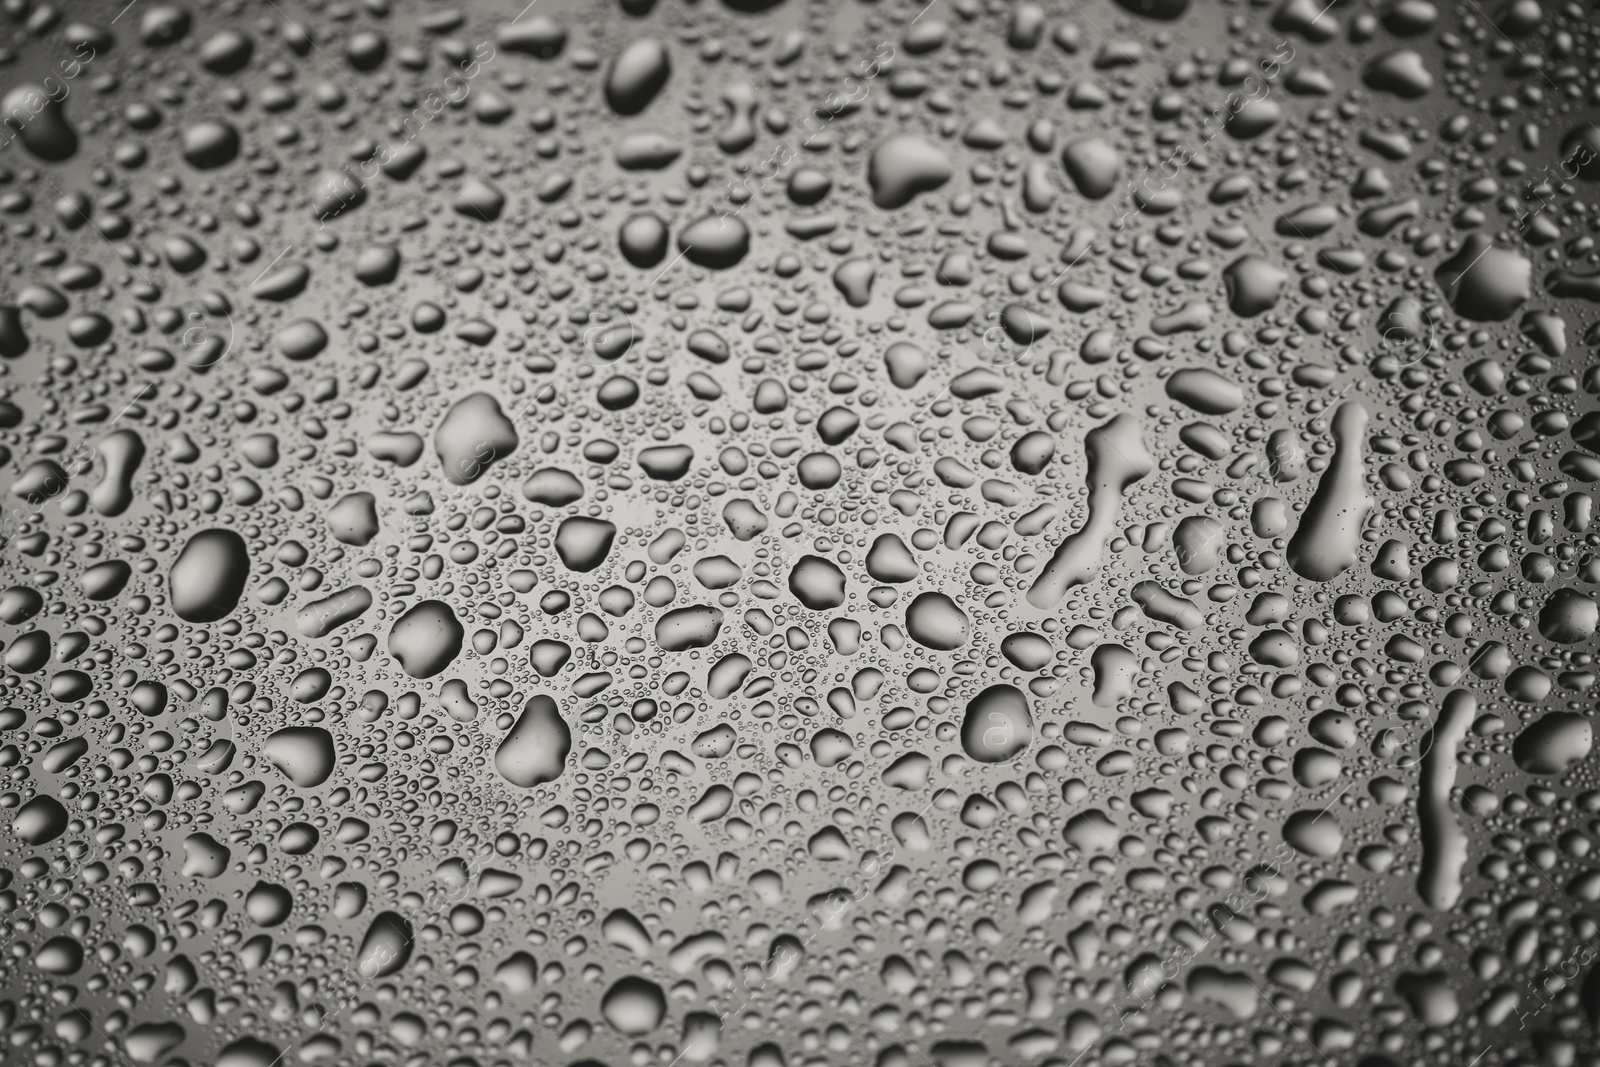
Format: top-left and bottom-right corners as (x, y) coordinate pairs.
(3, 2), (1600, 1066)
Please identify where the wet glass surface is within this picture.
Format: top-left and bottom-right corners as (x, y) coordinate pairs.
(3, 1), (1600, 1065)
